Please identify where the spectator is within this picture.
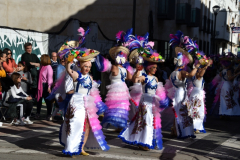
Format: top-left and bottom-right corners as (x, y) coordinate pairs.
(2, 48), (18, 75)
(0, 51), (6, 78)
(21, 43), (40, 98)
(4, 72), (33, 125)
(51, 52), (59, 83)
(35, 54), (53, 121)
(0, 51), (13, 96)
(18, 61), (32, 94)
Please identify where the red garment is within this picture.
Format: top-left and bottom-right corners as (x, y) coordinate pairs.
(2, 59), (18, 73)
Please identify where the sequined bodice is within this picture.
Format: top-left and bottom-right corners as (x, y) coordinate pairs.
(170, 71), (186, 89)
(142, 74), (157, 94)
(110, 67), (127, 83)
(74, 71), (92, 95)
(192, 76), (205, 89)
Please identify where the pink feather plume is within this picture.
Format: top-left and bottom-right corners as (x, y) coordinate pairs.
(116, 31), (124, 39)
(78, 27), (85, 36)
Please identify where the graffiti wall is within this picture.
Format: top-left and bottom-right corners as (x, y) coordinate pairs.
(0, 21), (115, 64)
(0, 28), (49, 64)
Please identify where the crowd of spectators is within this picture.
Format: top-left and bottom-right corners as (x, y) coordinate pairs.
(0, 42), (59, 125)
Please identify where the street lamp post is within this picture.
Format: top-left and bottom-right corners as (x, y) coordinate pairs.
(212, 5), (220, 54)
(230, 23), (235, 53)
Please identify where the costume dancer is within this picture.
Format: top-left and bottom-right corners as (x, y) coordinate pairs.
(170, 52), (200, 138)
(119, 49), (169, 151)
(95, 29), (134, 129)
(59, 48), (109, 157)
(232, 59), (240, 115)
(168, 31), (200, 138)
(187, 52), (212, 133)
(47, 41), (80, 117)
(212, 56), (240, 118)
(127, 33), (153, 120)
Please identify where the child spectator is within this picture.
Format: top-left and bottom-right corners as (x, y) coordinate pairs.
(4, 73), (33, 125)
(18, 61), (32, 94)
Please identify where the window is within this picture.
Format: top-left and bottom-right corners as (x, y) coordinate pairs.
(164, 42), (170, 59)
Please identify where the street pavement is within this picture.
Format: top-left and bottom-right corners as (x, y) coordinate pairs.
(0, 106), (240, 160)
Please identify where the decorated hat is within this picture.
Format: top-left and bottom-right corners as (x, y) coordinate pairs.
(129, 49), (144, 64)
(58, 41), (79, 53)
(58, 27), (100, 62)
(169, 31), (198, 65)
(193, 51), (212, 67)
(109, 46), (130, 60)
(69, 48), (99, 62)
(142, 49), (164, 63)
(175, 47), (193, 64)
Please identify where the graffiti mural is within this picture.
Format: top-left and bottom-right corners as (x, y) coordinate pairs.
(0, 28), (48, 64)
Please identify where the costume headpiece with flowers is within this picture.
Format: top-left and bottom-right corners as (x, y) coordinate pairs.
(58, 27), (100, 62)
(108, 28), (133, 64)
(169, 30), (198, 65)
(127, 32), (164, 63)
(193, 51), (212, 68)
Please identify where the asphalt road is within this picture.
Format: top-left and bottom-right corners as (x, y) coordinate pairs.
(0, 105), (240, 160)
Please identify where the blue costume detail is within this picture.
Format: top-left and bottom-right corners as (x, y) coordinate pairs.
(76, 71), (92, 94)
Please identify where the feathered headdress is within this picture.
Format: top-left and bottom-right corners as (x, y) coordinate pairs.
(116, 28), (135, 47)
(169, 30), (185, 48)
(184, 37), (199, 54)
(127, 32), (156, 64)
(170, 30), (197, 65)
(58, 27), (90, 60)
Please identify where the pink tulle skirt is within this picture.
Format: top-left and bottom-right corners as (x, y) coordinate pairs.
(102, 82), (130, 128)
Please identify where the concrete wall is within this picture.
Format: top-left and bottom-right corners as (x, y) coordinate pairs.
(0, 0), (150, 40)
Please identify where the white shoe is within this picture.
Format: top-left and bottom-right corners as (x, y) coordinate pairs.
(23, 119), (33, 124)
(12, 119), (26, 126)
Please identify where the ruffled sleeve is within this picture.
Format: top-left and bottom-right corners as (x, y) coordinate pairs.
(122, 62), (134, 75)
(95, 54), (112, 72)
(129, 83), (143, 107)
(164, 79), (175, 100)
(90, 80), (108, 115)
(156, 82), (172, 110)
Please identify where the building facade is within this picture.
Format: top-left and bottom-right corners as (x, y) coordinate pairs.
(150, 0), (239, 58)
(0, 0), (239, 59)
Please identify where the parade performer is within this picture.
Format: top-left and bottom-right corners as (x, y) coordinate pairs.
(128, 51), (145, 120)
(59, 48), (109, 157)
(168, 30), (199, 138)
(212, 56), (240, 118)
(127, 33), (153, 120)
(47, 41), (80, 117)
(95, 29), (134, 129)
(118, 49), (169, 151)
(232, 59), (240, 116)
(187, 52), (212, 133)
(170, 51), (200, 138)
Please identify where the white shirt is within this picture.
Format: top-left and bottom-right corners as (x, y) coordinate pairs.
(4, 85), (28, 106)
